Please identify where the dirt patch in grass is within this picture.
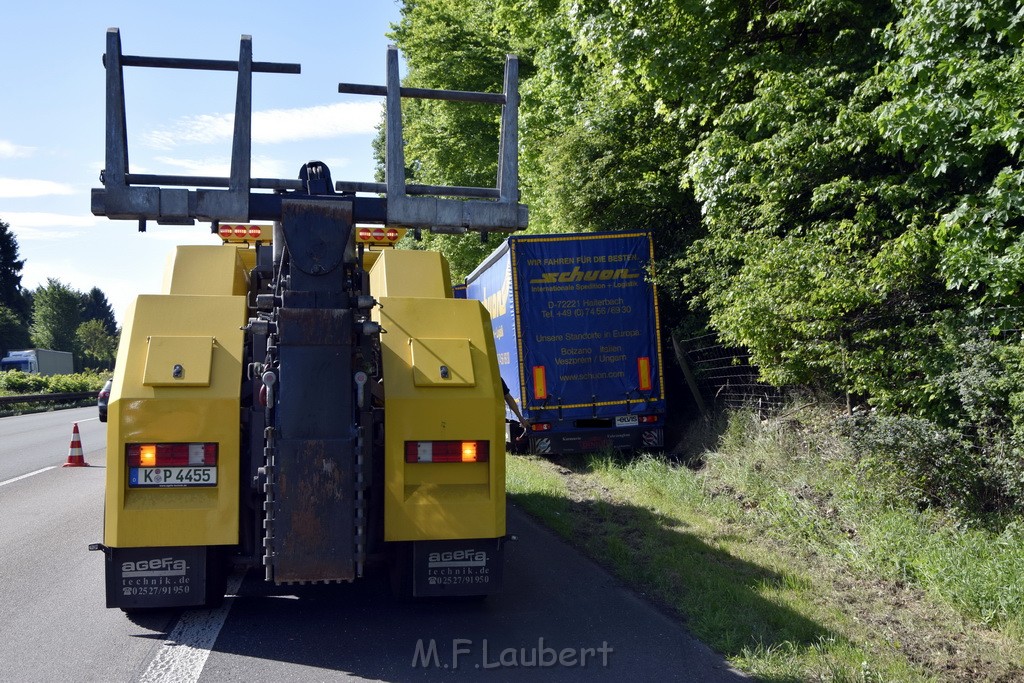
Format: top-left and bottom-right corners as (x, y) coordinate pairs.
(820, 567), (1023, 682)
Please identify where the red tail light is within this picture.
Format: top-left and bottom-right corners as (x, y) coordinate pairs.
(405, 441), (490, 463)
(126, 443), (218, 467)
(639, 415), (659, 424)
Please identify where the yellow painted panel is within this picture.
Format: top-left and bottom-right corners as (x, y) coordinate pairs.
(410, 338), (475, 387)
(373, 295), (505, 541)
(143, 336), (213, 387)
(104, 397), (241, 547)
(237, 244), (257, 274)
(369, 249), (452, 299)
(361, 249), (381, 272)
(162, 245), (249, 296)
(404, 463), (489, 486)
(105, 293), (246, 548)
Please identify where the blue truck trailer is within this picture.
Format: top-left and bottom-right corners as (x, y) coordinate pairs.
(465, 232), (666, 455)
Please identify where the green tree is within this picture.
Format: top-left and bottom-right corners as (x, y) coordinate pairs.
(75, 319), (118, 370)
(872, 0), (1024, 309)
(81, 287), (118, 336)
(0, 304), (31, 356)
(30, 278), (83, 354)
(0, 218), (29, 322)
(678, 0), (1024, 415)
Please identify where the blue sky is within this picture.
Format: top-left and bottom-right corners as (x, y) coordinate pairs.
(0, 1), (403, 324)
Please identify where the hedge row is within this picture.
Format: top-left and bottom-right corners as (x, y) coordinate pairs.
(0, 370), (109, 395)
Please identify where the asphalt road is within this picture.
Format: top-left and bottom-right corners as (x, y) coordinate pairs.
(0, 407), (747, 682)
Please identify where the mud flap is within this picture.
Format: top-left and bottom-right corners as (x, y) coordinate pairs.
(101, 546), (207, 609)
(412, 538), (505, 597)
(270, 437), (356, 583)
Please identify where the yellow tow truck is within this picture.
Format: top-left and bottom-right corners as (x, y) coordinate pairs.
(89, 29), (527, 608)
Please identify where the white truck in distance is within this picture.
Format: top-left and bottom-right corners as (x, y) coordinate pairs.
(0, 349), (75, 375)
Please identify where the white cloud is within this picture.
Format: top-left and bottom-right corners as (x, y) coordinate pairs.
(3, 212), (99, 235)
(0, 178), (76, 198)
(0, 141), (34, 158)
(144, 101), (382, 149)
(10, 227), (85, 242)
(152, 154), (290, 179)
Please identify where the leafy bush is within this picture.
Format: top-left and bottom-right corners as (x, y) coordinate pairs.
(0, 371), (47, 393)
(46, 371), (107, 393)
(844, 414), (986, 512)
(0, 370), (107, 395)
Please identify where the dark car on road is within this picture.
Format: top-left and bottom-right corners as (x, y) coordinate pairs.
(97, 378), (112, 422)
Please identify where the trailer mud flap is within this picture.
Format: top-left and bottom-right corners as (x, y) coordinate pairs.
(101, 546), (206, 609)
(412, 538), (504, 597)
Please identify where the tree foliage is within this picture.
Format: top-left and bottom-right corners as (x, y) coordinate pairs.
(75, 319), (117, 370)
(0, 218), (28, 319)
(0, 219), (30, 351)
(0, 304), (30, 356)
(29, 278), (83, 354)
(81, 287), (118, 336)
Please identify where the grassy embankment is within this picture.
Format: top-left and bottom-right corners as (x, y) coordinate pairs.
(507, 405), (1024, 681)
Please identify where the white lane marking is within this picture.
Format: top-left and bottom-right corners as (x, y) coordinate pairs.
(0, 466), (57, 488)
(140, 573), (245, 683)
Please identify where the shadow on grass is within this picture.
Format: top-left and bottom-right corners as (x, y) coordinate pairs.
(510, 483), (845, 683)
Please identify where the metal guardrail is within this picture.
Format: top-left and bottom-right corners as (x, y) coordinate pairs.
(0, 391), (95, 408)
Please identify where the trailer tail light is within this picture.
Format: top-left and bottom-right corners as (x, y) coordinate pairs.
(530, 422), (552, 432)
(405, 441), (490, 463)
(126, 443), (218, 467)
(639, 415), (659, 424)
(637, 357), (652, 391)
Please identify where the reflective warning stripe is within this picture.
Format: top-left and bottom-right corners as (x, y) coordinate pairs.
(637, 357), (652, 391)
(532, 366), (548, 400)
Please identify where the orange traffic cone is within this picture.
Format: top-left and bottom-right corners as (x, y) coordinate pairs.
(63, 422), (90, 467)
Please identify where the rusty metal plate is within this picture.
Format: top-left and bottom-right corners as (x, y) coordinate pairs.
(271, 437), (356, 583)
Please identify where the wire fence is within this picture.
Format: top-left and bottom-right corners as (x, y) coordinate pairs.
(675, 333), (786, 416)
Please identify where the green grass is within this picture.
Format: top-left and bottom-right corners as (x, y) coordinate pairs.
(506, 407), (1024, 681)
